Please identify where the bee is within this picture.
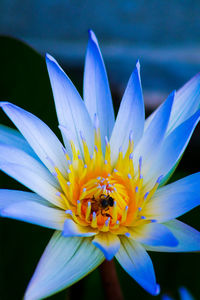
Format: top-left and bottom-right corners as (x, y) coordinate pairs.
(91, 194), (114, 218)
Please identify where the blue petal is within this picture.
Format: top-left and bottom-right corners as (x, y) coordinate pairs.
(0, 143), (58, 188)
(0, 125), (39, 160)
(134, 90), (174, 171)
(129, 223), (178, 247)
(110, 61), (145, 163)
(0, 190), (66, 230)
(63, 219), (97, 237)
(0, 144), (63, 208)
(0, 102), (67, 176)
(115, 236), (159, 295)
(179, 287), (195, 300)
(142, 172), (200, 222)
(92, 232), (120, 260)
(84, 30), (115, 150)
(46, 54), (94, 156)
(145, 73), (200, 135)
(144, 219), (200, 252)
(168, 73), (200, 134)
(24, 232), (104, 300)
(144, 110), (200, 188)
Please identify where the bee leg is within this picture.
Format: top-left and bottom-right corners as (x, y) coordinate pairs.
(106, 213), (112, 218)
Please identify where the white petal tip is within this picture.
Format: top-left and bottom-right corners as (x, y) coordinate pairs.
(45, 53), (54, 62)
(136, 59), (140, 69)
(0, 101), (10, 108)
(45, 53), (59, 68)
(88, 29), (97, 43)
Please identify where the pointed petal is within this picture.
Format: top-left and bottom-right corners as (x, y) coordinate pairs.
(0, 143), (58, 188)
(115, 236), (159, 295)
(0, 125), (38, 160)
(142, 172), (200, 222)
(92, 232), (120, 260)
(0, 145), (63, 208)
(134, 91), (174, 171)
(24, 232), (104, 300)
(46, 54), (94, 155)
(144, 110), (200, 188)
(0, 190), (65, 230)
(0, 162), (64, 208)
(144, 220), (200, 252)
(84, 30), (114, 148)
(129, 223), (178, 247)
(168, 73), (200, 134)
(63, 219), (97, 237)
(110, 62), (145, 163)
(145, 73), (200, 135)
(0, 102), (67, 175)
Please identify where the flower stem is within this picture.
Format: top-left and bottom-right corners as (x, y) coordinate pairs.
(99, 259), (124, 300)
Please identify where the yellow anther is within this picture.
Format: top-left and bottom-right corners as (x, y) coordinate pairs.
(86, 201), (91, 221)
(77, 155), (84, 173)
(55, 167), (70, 197)
(101, 217), (110, 232)
(82, 139), (91, 166)
(121, 206), (128, 223)
(65, 209), (80, 224)
(59, 193), (70, 209)
(129, 156), (134, 178)
(112, 201), (118, 223)
(145, 183), (159, 202)
(135, 175), (143, 204)
(77, 200), (82, 216)
(123, 138), (134, 164)
(70, 140), (78, 161)
(91, 212), (97, 228)
(138, 157), (142, 179)
(94, 124), (102, 151)
(65, 153), (71, 164)
(105, 139), (111, 170)
(115, 148), (123, 171)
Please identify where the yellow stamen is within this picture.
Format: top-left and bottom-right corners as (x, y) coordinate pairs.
(101, 218), (110, 232)
(112, 201), (118, 223)
(54, 127), (163, 233)
(121, 206), (128, 223)
(86, 201), (91, 221)
(77, 200), (82, 216)
(82, 139), (91, 166)
(91, 212), (97, 228)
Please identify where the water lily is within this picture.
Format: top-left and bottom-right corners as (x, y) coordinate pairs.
(1, 30), (200, 299)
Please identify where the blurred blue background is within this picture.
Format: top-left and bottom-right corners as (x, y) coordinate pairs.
(0, 1), (200, 300)
(1, 0), (200, 108)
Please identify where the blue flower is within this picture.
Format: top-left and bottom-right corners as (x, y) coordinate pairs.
(1, 30), (200, 299)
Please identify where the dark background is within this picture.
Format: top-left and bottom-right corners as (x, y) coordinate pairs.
(0, 1), (200, 299)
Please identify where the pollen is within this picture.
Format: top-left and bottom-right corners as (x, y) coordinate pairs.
(54, 125), (162, 233)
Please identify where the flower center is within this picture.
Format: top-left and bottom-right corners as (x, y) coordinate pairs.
(78, 174), (130, 230)
(54, 127), (161, 233)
